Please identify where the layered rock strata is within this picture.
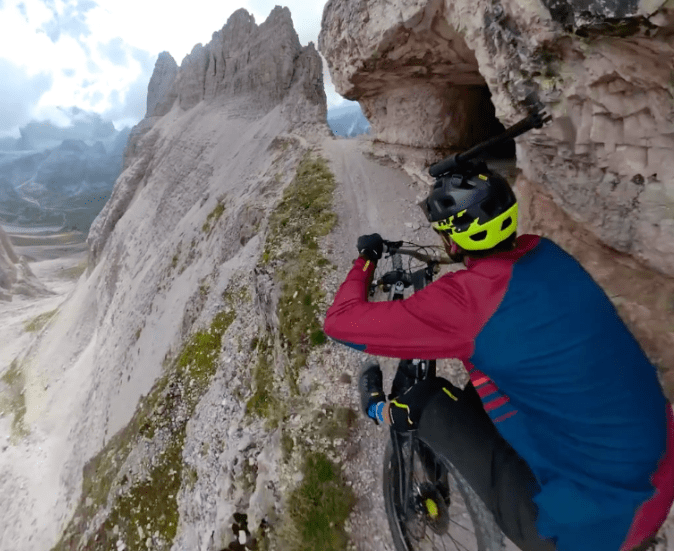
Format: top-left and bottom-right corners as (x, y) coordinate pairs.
(320, 0), (674, 387)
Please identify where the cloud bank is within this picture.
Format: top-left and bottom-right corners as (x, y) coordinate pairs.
(0, 59), (53, 134)
(0, 0), (347, 138)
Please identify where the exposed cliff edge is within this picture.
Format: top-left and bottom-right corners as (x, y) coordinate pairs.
(0, 7), (347, 551)
(320, 0), (674, 392)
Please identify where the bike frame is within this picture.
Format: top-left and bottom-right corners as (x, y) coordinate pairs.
(378, 242), (443, 526)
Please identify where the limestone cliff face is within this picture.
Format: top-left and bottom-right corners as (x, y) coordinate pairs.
(0, 8), (333, 551)
(146, 51), (179, 119)
(320, 0), (674, 391)
(108, 6), (328, 260)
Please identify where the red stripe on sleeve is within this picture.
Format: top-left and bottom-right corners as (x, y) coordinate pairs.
(477, 383), (499, 398)
(484, 395), (509, 412)
(473, 376), (490, 387)
(494, 410), (517, 423)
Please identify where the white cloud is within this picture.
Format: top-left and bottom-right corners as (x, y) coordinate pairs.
(0, 58), (53, 135)
(0, 0), (347, 137)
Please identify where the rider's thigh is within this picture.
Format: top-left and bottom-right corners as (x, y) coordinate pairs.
(417, 381), (556, 551)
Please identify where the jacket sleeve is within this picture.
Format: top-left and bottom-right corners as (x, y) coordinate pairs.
(323, 256), (478, 360)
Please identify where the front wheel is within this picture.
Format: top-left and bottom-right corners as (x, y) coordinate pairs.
(383, 436), (506, 551)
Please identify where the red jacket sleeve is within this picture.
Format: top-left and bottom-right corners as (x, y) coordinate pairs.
(323, 256), (487, 360)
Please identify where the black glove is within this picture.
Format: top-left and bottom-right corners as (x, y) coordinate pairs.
(389, 377), (458, 432)
(357, 233), (384, 262)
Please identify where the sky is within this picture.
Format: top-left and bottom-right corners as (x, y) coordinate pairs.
(0, 0), (349, 138)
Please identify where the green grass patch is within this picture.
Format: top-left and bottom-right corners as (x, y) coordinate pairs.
(24, 308), (58, 332)
(202, 201), (226, 233)
(262, 153), (337, 393)
(246, 333), (283, 427)
(92, 433), (184, 549)
(283, 452), (355, 551)
(52, 295), (238, 551)
(0, 360), (29, 442)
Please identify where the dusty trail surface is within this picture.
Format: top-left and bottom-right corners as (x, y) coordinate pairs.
(319, 135), (469, 551)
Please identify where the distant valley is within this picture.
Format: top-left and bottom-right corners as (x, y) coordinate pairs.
(0, 108), (130, 233)
(327, 101), (371, 137)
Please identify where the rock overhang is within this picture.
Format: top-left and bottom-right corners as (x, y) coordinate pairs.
(319, 0), (674, 278)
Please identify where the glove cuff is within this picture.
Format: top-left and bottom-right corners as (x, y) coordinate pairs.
(358, 250), (379, 262)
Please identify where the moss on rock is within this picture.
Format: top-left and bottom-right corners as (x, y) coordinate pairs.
(24, 308), (58, 332)
(261, 153), (337, 393)
(0, 359), (29, 441)
(52, 288), (240, 551)
(282, 452), (355, 551)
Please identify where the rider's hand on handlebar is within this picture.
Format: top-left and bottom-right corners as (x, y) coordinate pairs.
(357, 233), (384, 262)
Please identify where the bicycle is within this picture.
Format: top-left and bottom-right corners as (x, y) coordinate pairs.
(364, 99), (552, 551)
(365, 239), (507, 551)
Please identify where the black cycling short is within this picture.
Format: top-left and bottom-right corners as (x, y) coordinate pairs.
(417, 380), (557, 551)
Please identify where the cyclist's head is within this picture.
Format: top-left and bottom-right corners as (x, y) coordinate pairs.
(418, 165), (518, 262)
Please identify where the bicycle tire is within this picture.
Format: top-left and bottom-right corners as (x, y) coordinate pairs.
(383, 437), (506, 551)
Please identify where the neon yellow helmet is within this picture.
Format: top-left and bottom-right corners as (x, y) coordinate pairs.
(418, 166), (518, 251)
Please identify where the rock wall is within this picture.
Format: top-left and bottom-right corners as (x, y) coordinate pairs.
(320, 0), (674, 388)
(0, 8), (334, 551)
(94, 6), (328, 265)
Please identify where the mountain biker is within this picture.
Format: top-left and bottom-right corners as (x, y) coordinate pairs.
(323, 164), (674, 551)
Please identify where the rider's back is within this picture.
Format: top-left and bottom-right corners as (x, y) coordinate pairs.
(469, 235), (671, 550)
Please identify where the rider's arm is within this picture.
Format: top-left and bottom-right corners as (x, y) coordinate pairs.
(323, 256), (488, 360)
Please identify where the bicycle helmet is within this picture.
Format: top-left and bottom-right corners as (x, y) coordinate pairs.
(418, 164), (518, 251)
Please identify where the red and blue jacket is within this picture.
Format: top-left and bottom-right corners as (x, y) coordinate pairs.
(324, 234), (674, 551)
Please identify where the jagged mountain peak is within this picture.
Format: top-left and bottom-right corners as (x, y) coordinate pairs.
(143, 7), (323, 119)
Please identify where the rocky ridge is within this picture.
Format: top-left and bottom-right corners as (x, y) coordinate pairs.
(0, 7), (353, 551)
(94, 6), (328, 264)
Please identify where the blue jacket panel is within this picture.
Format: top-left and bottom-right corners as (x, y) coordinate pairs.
(472, 237), (667, 551)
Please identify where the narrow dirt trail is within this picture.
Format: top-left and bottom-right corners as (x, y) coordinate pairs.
(318, 136), (434, 273)
(319, 136), (425, 551)
(318, 135), (453, 551)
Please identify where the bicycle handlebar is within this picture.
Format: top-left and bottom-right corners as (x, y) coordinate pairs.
(382, 240), (452, 265)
